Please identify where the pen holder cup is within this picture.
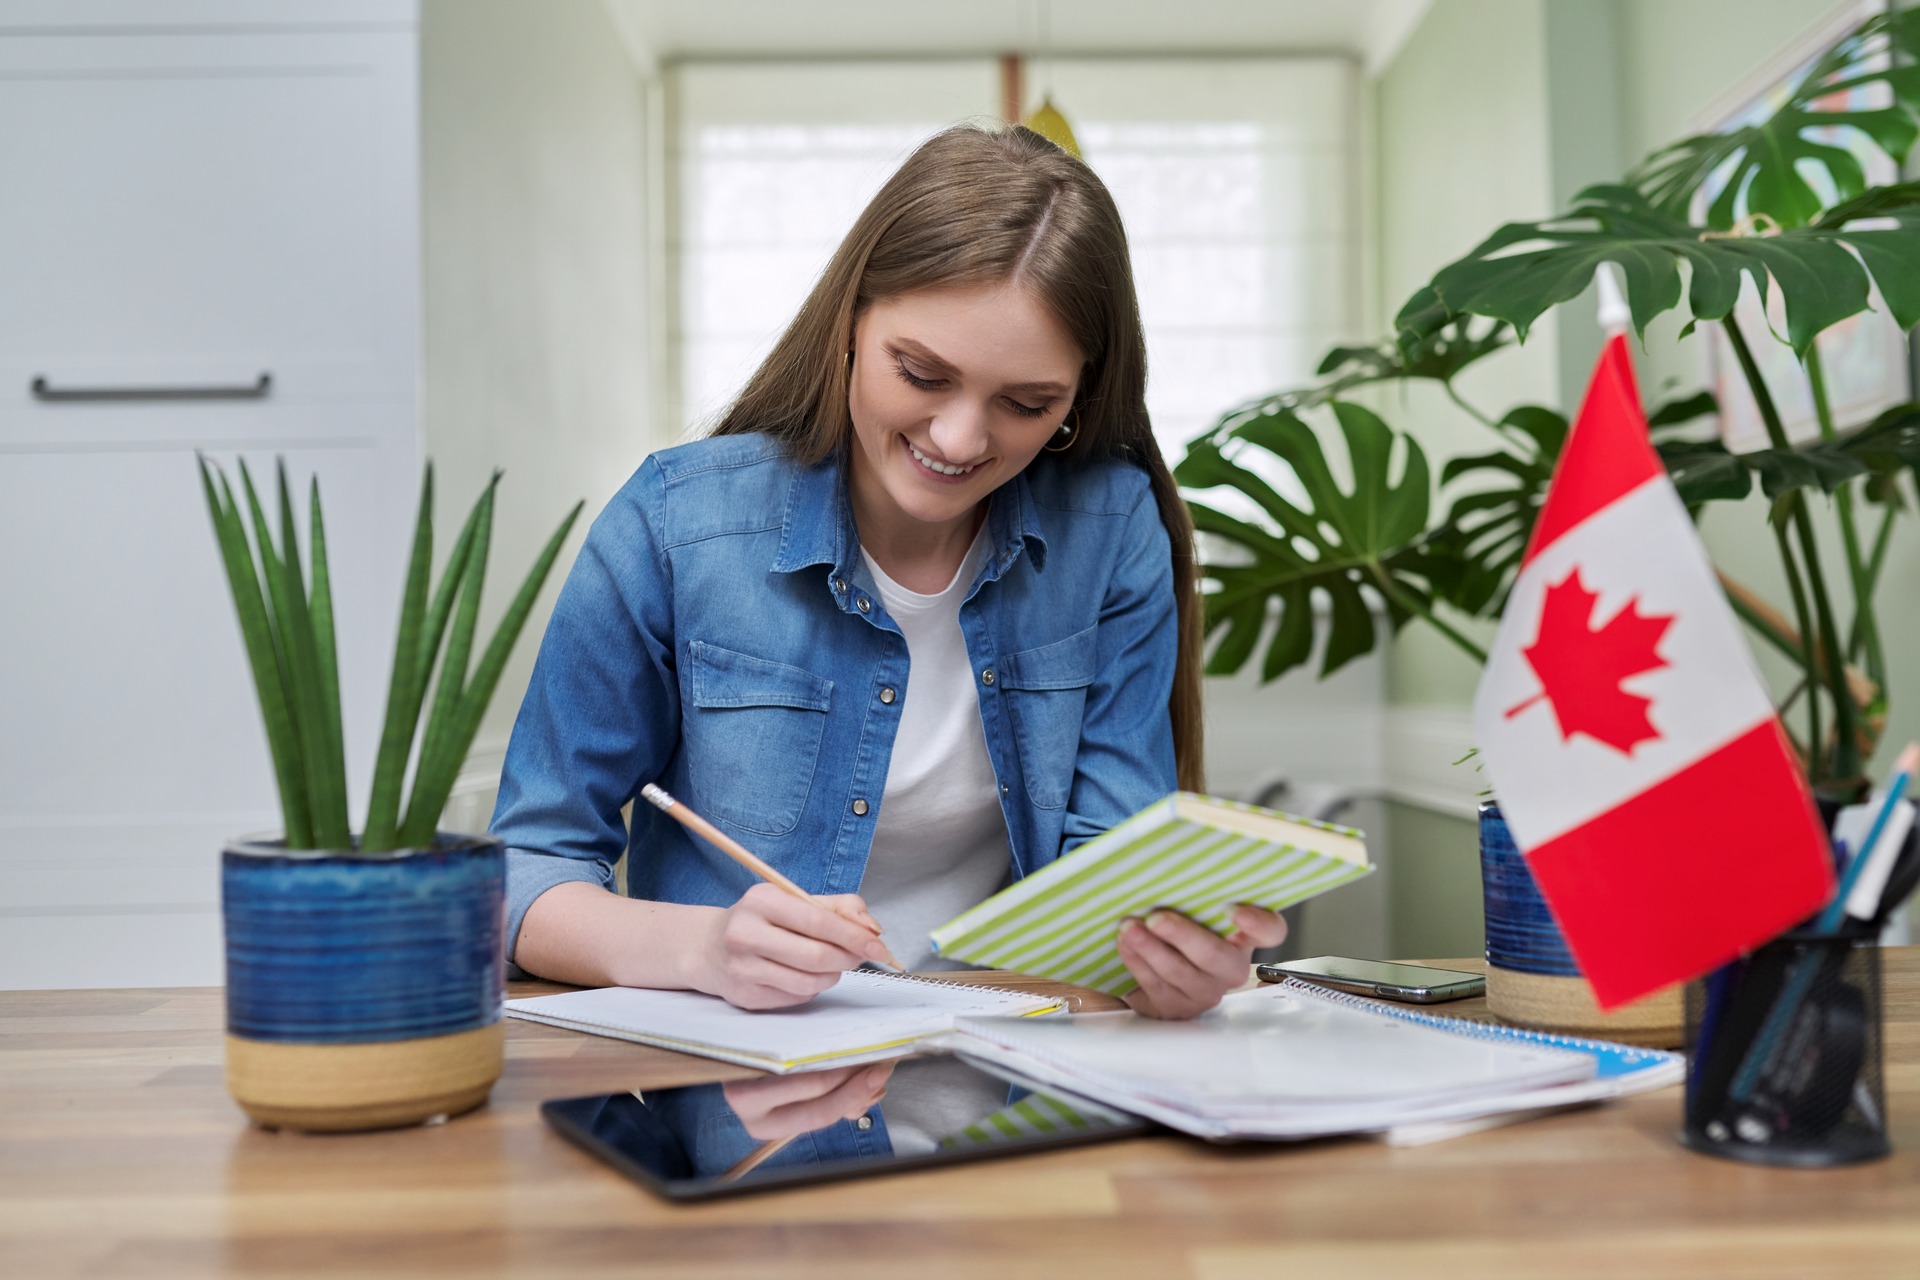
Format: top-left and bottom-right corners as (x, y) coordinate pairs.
(1680, 927), (1888, 1167)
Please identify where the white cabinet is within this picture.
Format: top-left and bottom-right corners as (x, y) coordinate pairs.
(0, 2), (421, 987)
(0, 21), (419, 446)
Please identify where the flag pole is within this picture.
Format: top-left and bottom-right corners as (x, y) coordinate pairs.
(1595, 263), (1630, 337)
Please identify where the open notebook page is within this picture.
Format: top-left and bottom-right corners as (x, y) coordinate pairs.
(505, 971), (1063, 1073)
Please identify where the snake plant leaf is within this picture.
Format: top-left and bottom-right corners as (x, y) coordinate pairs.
(1396, 182), (1920, 357)
(1632, 10), (1920, 230)
(273, 462), (350, 850)
(236, 460), (316, 847)
(199, 458), (312, 848)
(361, 466), (435, 853)
(408, 477), (498, 839)
(417, 475), (494, 684)
(399, 500), (586, 847)
(1176, 401), (1433, 681)
(307, 475), (349, 846)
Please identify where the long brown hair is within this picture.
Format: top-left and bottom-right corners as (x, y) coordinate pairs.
(713, 124), (1205, 791)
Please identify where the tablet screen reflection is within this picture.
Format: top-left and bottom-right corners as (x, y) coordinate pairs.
(541, 1056), (1145, 1200)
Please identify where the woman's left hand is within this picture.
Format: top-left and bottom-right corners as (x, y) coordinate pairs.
(1117, 905), (1288, 1020)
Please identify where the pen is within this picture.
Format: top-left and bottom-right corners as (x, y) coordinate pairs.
(1729, 743), (1918, 1105)
(639, 782), (904, 972)
(1818, 743), (1918, 933)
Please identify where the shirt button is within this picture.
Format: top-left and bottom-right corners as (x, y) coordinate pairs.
(834, 576), (847, 594)
(1000, 784), (1009, 795)
(852, 798), (870, 816)
(857, 597), (872, 614)
(879, 687), (896, 705)
(854, 1115), (874, 1131)
(981, 668), (996, 686)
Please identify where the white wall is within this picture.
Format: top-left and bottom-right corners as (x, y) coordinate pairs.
(421, 0), (655, 804)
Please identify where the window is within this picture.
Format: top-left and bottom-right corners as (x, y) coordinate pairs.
(667, 57), (1357, 464)
(667, 62), (997, 433)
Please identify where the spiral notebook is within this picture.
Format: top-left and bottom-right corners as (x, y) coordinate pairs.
(929, 792), (1371, 995)
(504, 971), (1065, 1073)
(938, 979), (1681, 1141)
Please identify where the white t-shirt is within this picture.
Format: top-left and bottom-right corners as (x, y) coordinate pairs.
(857, 530), (1012, 972)
(857, 529), (1015, 1156)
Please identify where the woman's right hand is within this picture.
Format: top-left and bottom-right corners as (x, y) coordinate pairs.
(722, 1062), (895, 1140)
(694, 883), (891, 1009)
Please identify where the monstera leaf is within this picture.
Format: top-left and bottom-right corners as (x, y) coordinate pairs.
(1429, 406), (1568, 617)
(1396, 182), (1920, 357)
(1175, 402), (1440, 681)
(1660, 400), (1920, 505)
(1423, 391), (1714, 614)
(1634, 10), (1920, 230)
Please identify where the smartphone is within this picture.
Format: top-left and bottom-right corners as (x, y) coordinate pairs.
(1256, 956), (1486, 1003)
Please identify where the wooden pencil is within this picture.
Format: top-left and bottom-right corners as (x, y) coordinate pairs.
(722, 1133), (799, 1181)
(639, 783), (904, 972)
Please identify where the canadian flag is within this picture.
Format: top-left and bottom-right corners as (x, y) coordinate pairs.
(1472, 334), (1833, 1009)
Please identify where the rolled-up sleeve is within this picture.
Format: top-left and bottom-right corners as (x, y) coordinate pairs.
(492, 457), (679, 961)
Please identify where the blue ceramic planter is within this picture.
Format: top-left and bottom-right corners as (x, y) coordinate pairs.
(1478, 801), (1683, 1044)
(223, 833), (505, 1043)
(1477, 802), (1581, 978)
(221, 833), (506, 1131)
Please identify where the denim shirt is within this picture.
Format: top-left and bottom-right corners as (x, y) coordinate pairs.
(494, 431), (1178, 971)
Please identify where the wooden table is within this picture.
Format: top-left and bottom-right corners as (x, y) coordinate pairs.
(4, 956), (1919, 1279)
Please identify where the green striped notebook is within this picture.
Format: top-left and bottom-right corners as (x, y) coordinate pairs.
(929, 791), (1371, 996)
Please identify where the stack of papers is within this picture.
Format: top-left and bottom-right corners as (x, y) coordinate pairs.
(938, 979), (1683, 1140)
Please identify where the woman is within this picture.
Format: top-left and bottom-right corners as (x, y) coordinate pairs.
(496, 125), (1285, 1047)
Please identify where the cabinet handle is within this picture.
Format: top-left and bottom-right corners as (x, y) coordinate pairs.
(31, 373), (273, 402)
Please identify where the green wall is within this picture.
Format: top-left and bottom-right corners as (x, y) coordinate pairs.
(1384, 801), (1487, 960)
(1618, 0), (1861, 155)
(1369, 1), (1559, 956)
(1372, 0), (1560, 712)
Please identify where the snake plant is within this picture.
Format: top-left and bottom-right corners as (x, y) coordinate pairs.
(199, 457), (582, 851)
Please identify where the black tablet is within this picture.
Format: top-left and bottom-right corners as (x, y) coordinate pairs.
(541, 1055), (1151, 1201)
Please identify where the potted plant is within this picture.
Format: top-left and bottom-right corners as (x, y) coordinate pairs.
(200, 457), (580, 1131)
(1175, 12), (1920, 1036)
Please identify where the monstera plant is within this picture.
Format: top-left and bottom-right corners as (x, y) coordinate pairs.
(1178, 9), (1920, 799)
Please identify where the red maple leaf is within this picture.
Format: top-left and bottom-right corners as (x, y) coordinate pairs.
(1504, 569), (1674, 754)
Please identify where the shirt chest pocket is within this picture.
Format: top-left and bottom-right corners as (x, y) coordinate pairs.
(686, 641), (833, 837)
(996, 625), (1097, 811)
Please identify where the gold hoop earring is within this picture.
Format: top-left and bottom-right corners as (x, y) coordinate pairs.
(844, 350), (854, 371)
(1044, 414), (1077, 453)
